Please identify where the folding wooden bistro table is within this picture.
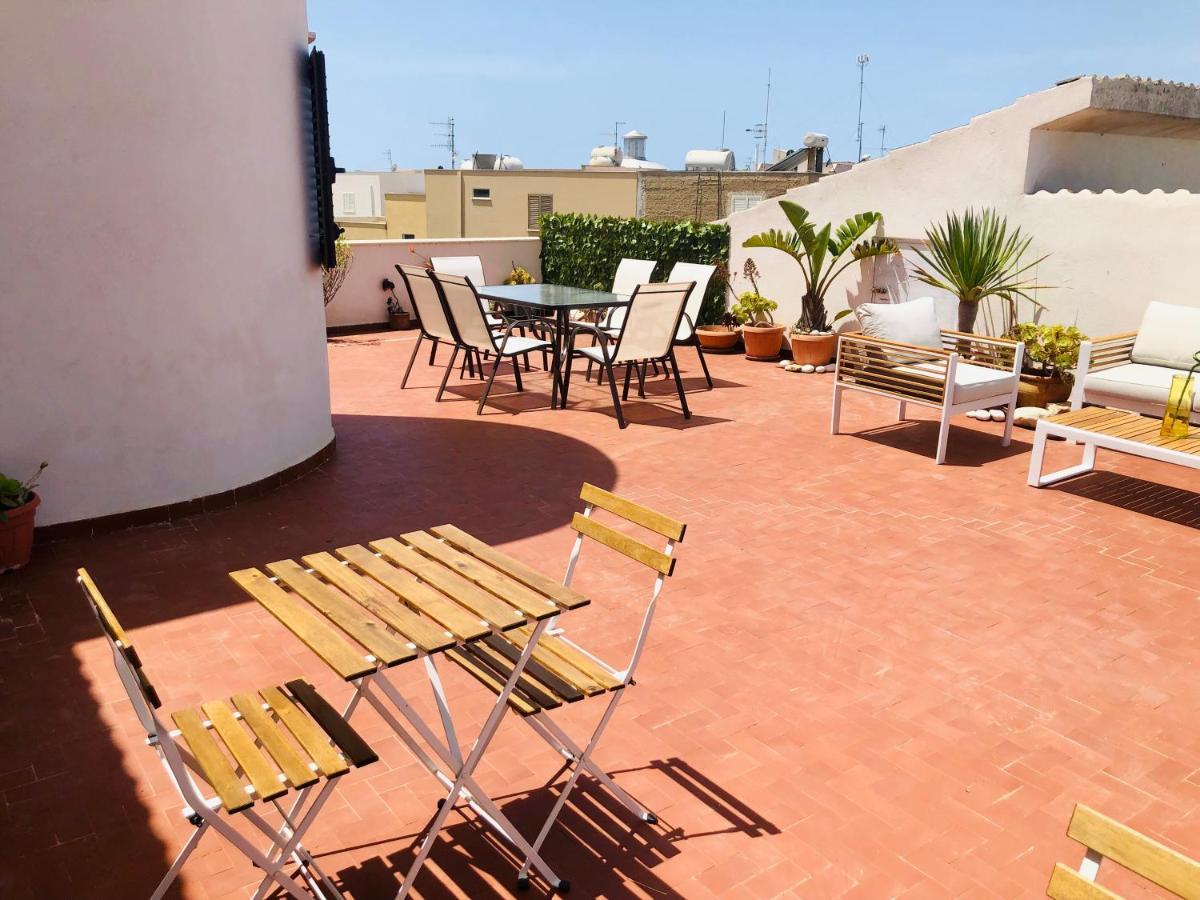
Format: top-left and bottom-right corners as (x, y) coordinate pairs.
(230, 526), (591, 896)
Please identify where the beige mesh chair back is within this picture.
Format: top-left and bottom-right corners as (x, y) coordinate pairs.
(431, 255), (486, 286)
(667, 261), (717, 389)
(566, 281), (695, 428)
(431, 271), (552, 415)
(1047, 803), (1200, 899)
(605, 258), (658, 330)
(397, 264), (454, 342)
(77, 569), (376, 900)
(612, 282), (691, 365)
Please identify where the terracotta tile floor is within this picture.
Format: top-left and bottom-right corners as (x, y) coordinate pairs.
(3, 332), (1200, 899)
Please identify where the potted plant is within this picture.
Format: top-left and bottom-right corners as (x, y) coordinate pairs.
(912, 207), (1050, 334)
(743, 202), (898, 366)
(731, 260), (783, 360)
(1, 462), (47, 573)
(382, 278), (413, 330)
(696, 311), (743, 351)
(1009, 322), (1085, 407)
(503, 261), (535, 285)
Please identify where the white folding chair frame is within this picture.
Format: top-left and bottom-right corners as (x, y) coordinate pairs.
(77, 574), (351, 900)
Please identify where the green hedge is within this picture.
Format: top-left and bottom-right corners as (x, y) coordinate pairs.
(539, 213), (730, 325)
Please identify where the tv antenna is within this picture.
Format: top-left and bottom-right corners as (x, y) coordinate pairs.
(610, 121), (626, 148)
(855, 54), (869, 161)
(430, 116), (456, 169)
(745, 68), (771, 168)
(877, 124), (887, 157)
(384, 148), (397, 171)
(720, 110), (726, 148)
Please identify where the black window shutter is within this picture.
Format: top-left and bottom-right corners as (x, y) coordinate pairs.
(306, 48), (342, 268)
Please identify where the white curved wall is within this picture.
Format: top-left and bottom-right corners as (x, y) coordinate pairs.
(0, 2), (333, 526)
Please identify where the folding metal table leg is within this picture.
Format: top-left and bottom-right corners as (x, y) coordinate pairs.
(150, 820), (209, 900)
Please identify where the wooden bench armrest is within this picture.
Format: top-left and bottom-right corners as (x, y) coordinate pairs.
(1078, 332), (1136, 375)
(837, 332), (953, 358)
(940, 329), (1020, 347)
(836, 333), (950, 404)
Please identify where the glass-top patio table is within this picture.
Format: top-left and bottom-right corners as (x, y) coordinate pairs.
(477, 284), (629, 409)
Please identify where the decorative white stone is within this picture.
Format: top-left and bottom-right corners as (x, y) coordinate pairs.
(1013, 406), (1051, 429)
(988, 409), (1005, 422)
(966, 409), (988, 420)
(777, 359), (790, 368)
(815, 365), (827, 373)
(786, 363), (803, 372)
(801, 364), (816, 373)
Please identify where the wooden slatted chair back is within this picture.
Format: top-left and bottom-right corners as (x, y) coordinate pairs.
(1047, 803), (1200, 900)
(77, 569), (162, 736)
(570, 483), (685, 576)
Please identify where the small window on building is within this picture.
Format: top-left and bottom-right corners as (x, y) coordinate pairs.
(730, 192), (764, 215)
(401, 233), (415, 240)
(472, 187), (491, 201)
(527, 193), (553, 230)
(342, 193), (357, 215)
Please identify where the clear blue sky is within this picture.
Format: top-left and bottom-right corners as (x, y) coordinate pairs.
(309, 0), (1200, 172)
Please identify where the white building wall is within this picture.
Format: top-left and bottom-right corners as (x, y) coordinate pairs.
(1, 1), (333, 525)
(333, 172), (384, 218)
(728, 78), (1200, 339)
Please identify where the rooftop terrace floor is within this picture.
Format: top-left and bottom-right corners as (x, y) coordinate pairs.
(3, 332), (1199, 898)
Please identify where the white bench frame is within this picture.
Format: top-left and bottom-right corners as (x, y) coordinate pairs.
(1027, 412), (1200, 487)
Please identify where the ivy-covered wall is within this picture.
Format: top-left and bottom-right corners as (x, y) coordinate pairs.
(539, 214), (730, 325)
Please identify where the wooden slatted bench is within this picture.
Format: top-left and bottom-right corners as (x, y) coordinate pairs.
(1028, 407), (1200, 487)
(1047, 803), (1200, 899)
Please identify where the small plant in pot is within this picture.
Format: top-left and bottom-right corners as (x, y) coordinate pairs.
(731, 259), (784, 360)
(382, 278), (413, 330)
(1, 462), (47, 573)
(743, 202), (897, 366)
(695, 259), (742, 351)
(1009, 322), (1086, 408)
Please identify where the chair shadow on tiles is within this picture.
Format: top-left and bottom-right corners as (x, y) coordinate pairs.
(330, 757), (780, 899)
(1051, 471), (1200, 529)
(850, 420), (1031, 467)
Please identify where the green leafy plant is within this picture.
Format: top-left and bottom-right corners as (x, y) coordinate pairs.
(913, 208), (1050, 334)
(742, 202), (897, 333)
(322, 236), (354, 307)
(1, 462), (47, 522)
(503, 262), (534, 285)
(1008, 323), (1086, 381)
(540, 213), (730, 324)
(731, 292), (777, 326)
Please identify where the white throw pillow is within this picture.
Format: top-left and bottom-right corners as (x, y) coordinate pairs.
(1131, 301), (1200, 370)
(854, 296), (943, 349)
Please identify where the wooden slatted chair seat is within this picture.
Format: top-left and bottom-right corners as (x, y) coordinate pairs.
(171, 678), (376, 815)
(78, 568), (376, 900)
(1047, 803), (1200, 899)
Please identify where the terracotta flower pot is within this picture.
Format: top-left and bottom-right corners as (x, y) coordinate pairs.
(741, 324), (787, 360)
(1017, 373), (1072, 408)
(789, 332), (838, 367)
(0, 493), (40, 574)
(388, 312), (413, 330)
(696, 326), (740, 351)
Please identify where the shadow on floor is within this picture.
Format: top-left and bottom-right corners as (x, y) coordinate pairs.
(1051, 471), (1200, 529)
(332, 758), (780, 899)
(848, 420), (1032, 467)
(0, 413), (620, 897)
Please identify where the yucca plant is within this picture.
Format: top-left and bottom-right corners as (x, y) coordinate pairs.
(913, 208), (1050, 334)
(742, 202), (898, 333)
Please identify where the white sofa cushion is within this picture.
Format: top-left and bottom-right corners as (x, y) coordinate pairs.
(854, 296), (942, 349)
(1084, 362), (1200, 414)
(894, 361), (1017, 405)
(1131, 301), (1200, 370)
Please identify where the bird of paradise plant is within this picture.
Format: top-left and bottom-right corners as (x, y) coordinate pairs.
(742, 201), (898, 333)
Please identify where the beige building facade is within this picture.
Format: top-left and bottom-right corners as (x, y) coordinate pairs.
(639, 171), (818, 223)
(424, 168), (639, 237)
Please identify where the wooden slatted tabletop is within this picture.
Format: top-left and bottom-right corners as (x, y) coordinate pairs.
(230, 527), (590, 682)
(1048, 407), (1200, 454)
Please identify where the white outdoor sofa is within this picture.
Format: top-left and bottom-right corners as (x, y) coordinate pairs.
(1071, 301), (1200, 425)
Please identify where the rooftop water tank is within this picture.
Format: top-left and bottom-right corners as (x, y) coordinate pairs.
(684, 149), (736, 171)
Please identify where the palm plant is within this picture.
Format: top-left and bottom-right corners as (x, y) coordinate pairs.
(912, 208), (1049, 334)
(742, 202), (898, 333)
